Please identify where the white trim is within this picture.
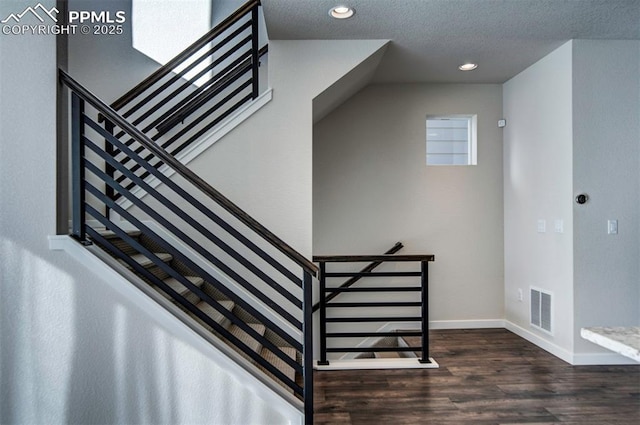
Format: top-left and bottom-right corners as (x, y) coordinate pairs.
(143, 220), (302, 342)
(315, 357), (439, 371)
(430, 319), (505, 330)
(571, 351), (639, 366)
(48, 234), (304, 421)
(118, 89), (273, 211)
(504, 320), (573, 364)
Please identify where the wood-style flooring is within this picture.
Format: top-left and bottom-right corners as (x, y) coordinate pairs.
(313, 328), (640, 424)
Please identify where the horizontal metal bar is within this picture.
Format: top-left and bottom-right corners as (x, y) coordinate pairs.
(324, 287), (421, 293)
(158, 80), (252, 154)
(149, 50), (252, 134)
(83, 159), (303, 331)
(155, 48), (253, 133)
(112, 44), (268, 172)
(326, 317), (422, 323)
(83, 136), (303, 314)
(315, 254), (435, 263)
(61, 69), (318, 276)
(111, 0), (259, 110)
(327, 302), (422, 308)
(324, 271), (421, 278)
(82, 179), (303, 351)
(312, 242), (403, 313)
(326, 331), (422, 338)
(115, 78), (252, 189)
(84, 224), (302, 380)
(326, 346), (421, 353)
(83, 116), (303, 287)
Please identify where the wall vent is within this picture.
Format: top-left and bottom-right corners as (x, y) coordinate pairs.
(530, 287), (552, 334)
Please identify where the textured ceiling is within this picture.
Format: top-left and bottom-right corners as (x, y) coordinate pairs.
(262, 0), (640, 83)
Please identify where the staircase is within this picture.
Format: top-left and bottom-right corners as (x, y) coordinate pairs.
(58, 0), (316, 416)
(57, 2), (434, 422)
(95, 229), (299, 391)
(61, 65), (316, 421)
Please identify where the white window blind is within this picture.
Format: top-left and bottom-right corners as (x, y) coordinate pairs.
(426, 115), (477, 165)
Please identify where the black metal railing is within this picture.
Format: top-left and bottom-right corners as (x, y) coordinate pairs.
(313, 254), (435, 365)
(311, 242), (403, 313)
(61, 69), (316, 424)
(107, 0), (267, 201)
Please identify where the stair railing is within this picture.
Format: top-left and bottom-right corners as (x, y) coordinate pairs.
(311, 242), (403, 312)
(61, 69), (316, 424)
(106, 0), (267, 200)
(313, 253), (435, 366)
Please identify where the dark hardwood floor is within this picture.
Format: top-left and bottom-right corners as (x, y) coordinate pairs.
(313, 328), (640, 424)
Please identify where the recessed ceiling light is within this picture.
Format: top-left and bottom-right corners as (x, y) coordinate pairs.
(329, 6), (355, 19)
(458, 63), (478, 71)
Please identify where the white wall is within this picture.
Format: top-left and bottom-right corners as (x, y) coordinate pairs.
(572, 40), (640, 355)
(0, 1), (301, 423)
(313, 84), (505, 327)
(67, 0), (160, 103)
(187, 39), (388, 257)
(503, 42), (575, 356)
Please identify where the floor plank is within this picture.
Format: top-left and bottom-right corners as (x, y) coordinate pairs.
(313, 329), (640, 424)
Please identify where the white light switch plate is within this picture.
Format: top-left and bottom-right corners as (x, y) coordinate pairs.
(537, 219), (546, 233)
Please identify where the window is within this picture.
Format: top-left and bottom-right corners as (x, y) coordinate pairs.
(426, 115), (477, 165)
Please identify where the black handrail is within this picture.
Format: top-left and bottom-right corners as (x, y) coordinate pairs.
(63, 71), (316, 422)
(111, 0), (261, 111)
(61, 69), (317, 276)
(315, 254), (435, 366)
(156, 45), (269, 133)
(314, 254), (434, 263)
(106, 0), (268, 202)
(312, 242), (403, 312)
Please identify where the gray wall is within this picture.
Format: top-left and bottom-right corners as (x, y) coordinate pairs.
(572, 40), (640, 354)
(313, 84), (505, 324)
(503, 40), (640, 362)
(67, 0), (159, 103)
(503, 41), (575, 355)
(0, 1), (297, 422)
(188, 39), (388, 257)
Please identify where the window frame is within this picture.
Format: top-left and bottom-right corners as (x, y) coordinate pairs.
(425, 114), (477, 166)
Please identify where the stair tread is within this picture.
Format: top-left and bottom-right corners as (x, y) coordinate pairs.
(259, 346), (297, 392)
(196, 300), (235, 327)
(162, 276), (204, 296)
(260, 346), (297, 371)
(97, 229), (142, 239)
(228, 323), (266, 354)
(375, 351), (402, 359)
(119, 252), (172, 268)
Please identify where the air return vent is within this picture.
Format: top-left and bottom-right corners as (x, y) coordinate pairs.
(530, 287), (552, 334)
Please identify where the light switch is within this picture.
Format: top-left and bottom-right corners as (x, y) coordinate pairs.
(554, 219), (564, 233)
(608, 219), (618, 235)
(537, 219), (546, 233)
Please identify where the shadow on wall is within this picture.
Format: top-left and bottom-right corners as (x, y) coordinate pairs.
(0, 237), (284, 424)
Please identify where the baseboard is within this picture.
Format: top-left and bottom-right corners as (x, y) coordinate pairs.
(571, 351), (639, 366)
(430, 319), (505, 330)
(504, 320), (574, 364)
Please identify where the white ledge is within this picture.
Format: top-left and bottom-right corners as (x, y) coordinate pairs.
(314, 358), (438, 371)
(581, 326), (640, 363)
